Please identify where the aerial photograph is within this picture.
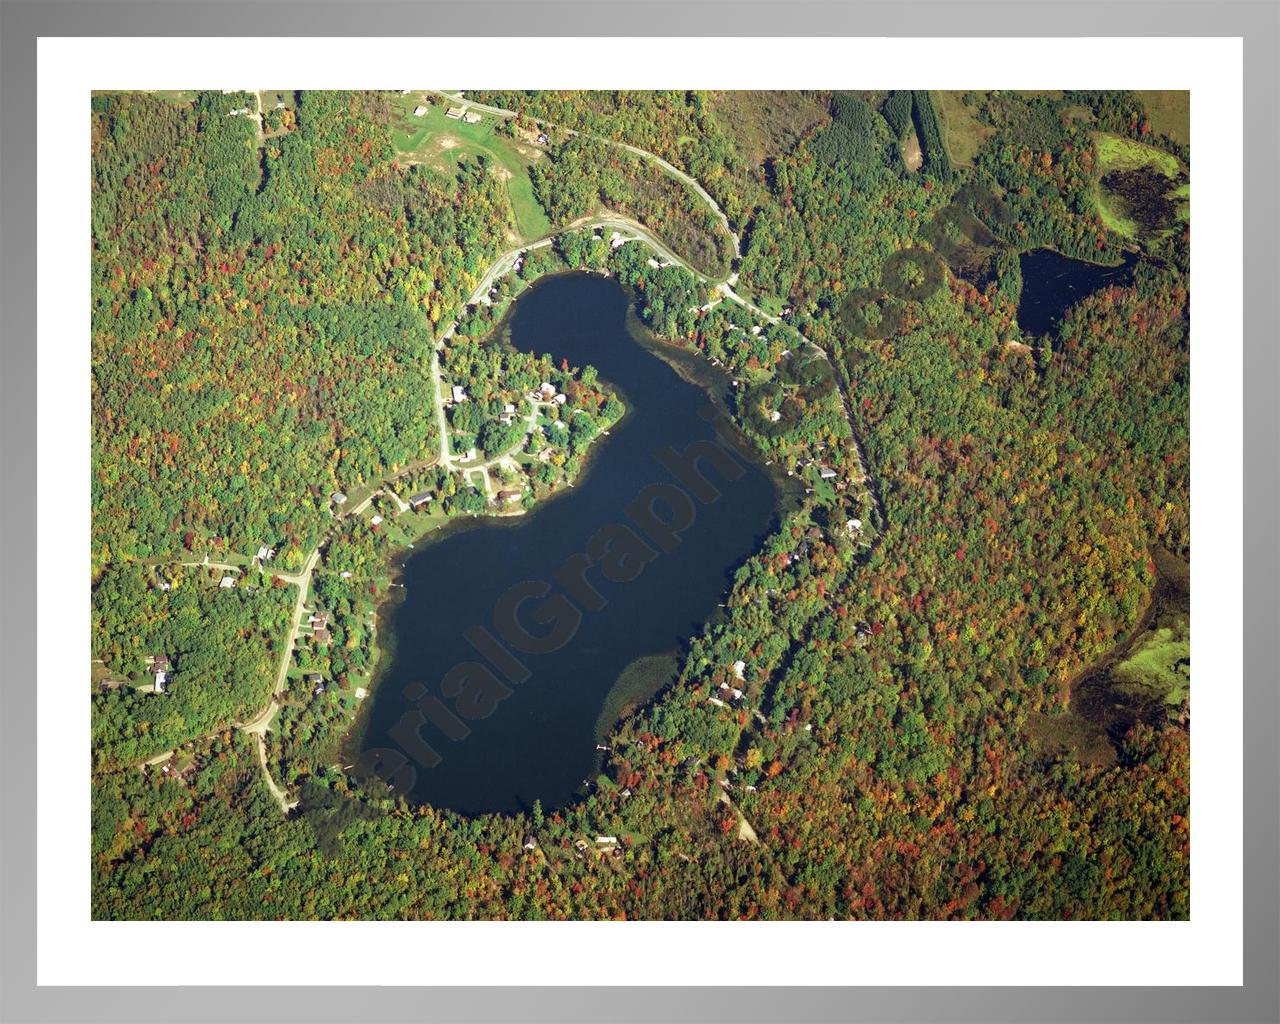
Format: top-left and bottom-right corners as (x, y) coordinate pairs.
(90, 88), (1190, 921)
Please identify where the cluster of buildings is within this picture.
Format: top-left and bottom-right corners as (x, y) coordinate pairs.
(444, 105), (482, 124)
(527, 381), (567, 406)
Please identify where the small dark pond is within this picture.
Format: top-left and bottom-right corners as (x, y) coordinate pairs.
(353, 273), (780, 816)
(1017, 247), (1140, 336)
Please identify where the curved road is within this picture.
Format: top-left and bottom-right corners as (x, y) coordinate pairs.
(137, 95), (884, 817)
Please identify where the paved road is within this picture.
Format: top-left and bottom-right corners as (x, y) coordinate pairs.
(435, 91), (741, 258)
(128, 94), (885, 815)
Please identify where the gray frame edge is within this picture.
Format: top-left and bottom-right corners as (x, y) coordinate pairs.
(0, 2), (1275, 1022)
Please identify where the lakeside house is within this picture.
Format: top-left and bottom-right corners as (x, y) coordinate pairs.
(535, 382), (557, 401)
(408, 492), (433, 510)
(496, 489), (523, 505)
(523, 835), (538, 852)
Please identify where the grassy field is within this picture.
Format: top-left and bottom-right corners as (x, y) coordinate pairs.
(259, 90), (297, 111)
(1111, 616), (1190, 707)
(1095, 133), (1183, 177)
(388, 92), (552, 242)
(932, 91), (993, 169)
(1092, 132), (1188, 239)
(1136, 90), (1190, 146)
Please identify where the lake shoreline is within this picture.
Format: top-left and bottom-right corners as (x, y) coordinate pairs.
(339, 271), (790, 814)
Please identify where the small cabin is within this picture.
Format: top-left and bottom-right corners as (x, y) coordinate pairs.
(413, 105), (428, 117)
(408, 492), (432, 510)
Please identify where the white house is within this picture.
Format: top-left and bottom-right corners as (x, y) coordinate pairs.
(451, 385), (468, 404)
(732, 660), (746, 680)
(370, 514), (384, 527)
(413, 105), (428, 117)
(218, 575), (235, 589)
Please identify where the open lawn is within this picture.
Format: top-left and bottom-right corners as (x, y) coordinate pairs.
(389, 92), (552, 242)
(259, 90), (297, 111)
(932, 91), (993, 169)
(1135, 90), (1190, 146)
